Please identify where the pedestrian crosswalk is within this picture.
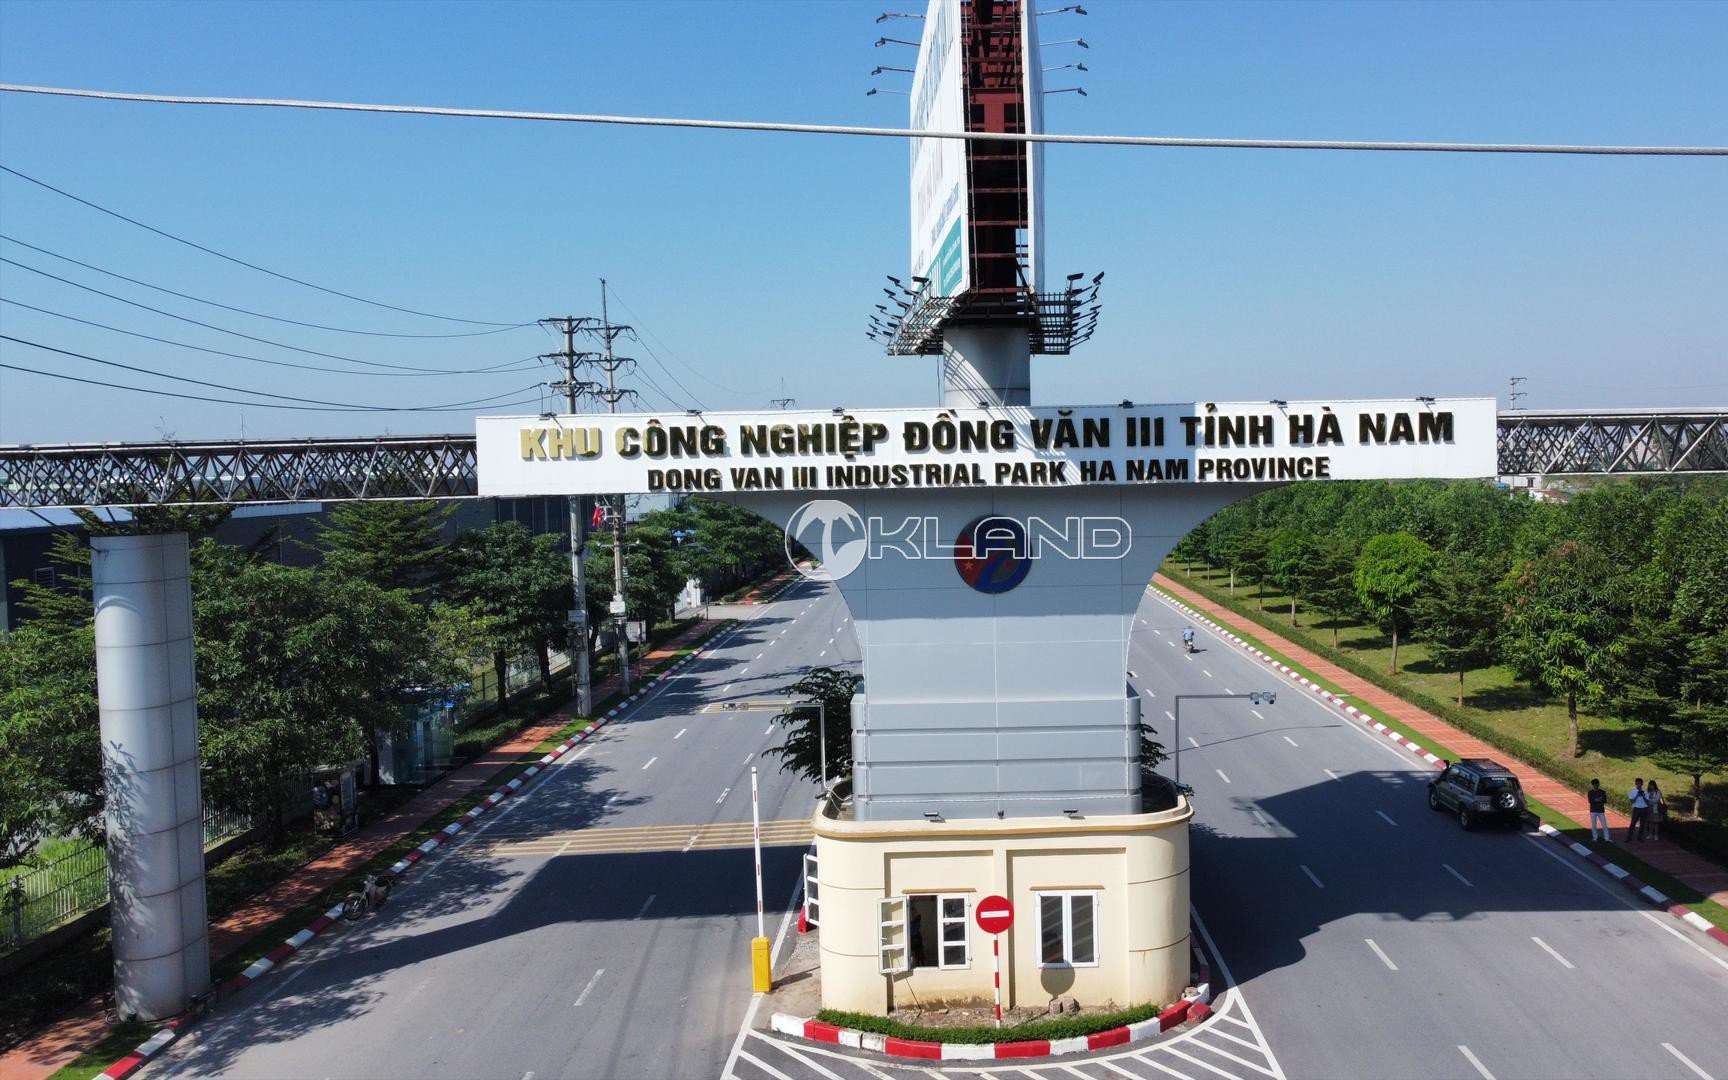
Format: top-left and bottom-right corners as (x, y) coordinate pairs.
(470, 818), (813, 858)
(726, 986), (1285, 1080)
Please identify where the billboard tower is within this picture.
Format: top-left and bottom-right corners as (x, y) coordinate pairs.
(870, 0), (1102, 407)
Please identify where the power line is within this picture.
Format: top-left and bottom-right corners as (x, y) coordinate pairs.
(604, 284), (768, 399)
(1, 335), (542, 411)
(0, 162), (524, 325)
(0, 297), (545, 377)
(0, 233), (534, 338)
(0, 358), (544, 414)
(0, 255), (518, 374)
(2, 84), (1724, 156)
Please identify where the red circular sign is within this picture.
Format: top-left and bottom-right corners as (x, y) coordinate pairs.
(975, 894), (1014, 935)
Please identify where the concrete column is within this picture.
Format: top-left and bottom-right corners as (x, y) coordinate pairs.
(93, 533), (209, 1021)
(940, 326), (1030, 407)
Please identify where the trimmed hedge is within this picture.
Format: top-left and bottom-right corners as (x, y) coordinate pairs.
(816, 1002), (1163, 1045)
(1162, 569), (1728, 867)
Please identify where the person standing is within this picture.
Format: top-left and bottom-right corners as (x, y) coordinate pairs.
(1587, 779), (1610, 842)
(1627, 778), (1650, 841)
(1646, 780), (1666, 841)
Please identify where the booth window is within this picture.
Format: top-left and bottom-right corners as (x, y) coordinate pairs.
(1038, 892), (1099, 967)
(881, 894), (970, 971)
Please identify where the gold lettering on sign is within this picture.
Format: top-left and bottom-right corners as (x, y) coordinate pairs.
(520, 427), (601, 460)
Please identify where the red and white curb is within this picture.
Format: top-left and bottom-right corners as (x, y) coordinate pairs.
(96, 628), (730, 1080)
(1158, 589), (1728, 952)
(769, 949), (1212, 1062)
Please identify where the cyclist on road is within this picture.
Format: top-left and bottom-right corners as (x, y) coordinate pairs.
(1182, 626), (1196, 652)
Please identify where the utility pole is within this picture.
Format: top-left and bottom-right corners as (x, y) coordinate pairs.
(539, 316), (599, 716)
(1508, 376), (1527, 411)
(590, 280), (640, 694)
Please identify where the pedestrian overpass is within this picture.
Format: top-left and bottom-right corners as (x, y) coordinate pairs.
(3, 407), (1724, 510)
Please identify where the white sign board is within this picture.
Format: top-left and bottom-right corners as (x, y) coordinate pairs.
(477, 400), (1497, 497)
(910, 0), (968, 295)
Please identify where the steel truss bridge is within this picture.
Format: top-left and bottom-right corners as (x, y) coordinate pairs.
(1, 409), (1723, 509)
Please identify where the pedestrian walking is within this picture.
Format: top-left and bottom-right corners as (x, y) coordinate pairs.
(1646, 780), (1665, 840)
(1587, 779), (1610, 842)
(1627, 778), (1651, 841)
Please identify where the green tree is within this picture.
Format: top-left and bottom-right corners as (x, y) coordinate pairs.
(768, 667), (863, 786)
(447, 522), (569, 713)
(0, 621), (100, 866)
(195, 559), (432, 837)
(1353, 532), (1435, 674)
(313, 500), (451, 596)
(1413, 554), (1502, 705)
(1268, 529), (1326, 626)
(1305, 538), (1362, 647)
(1615, 624), (1728, 814)
(1500, 540), (1626, 757)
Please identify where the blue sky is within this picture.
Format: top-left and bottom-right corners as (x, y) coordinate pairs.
(0, 0), (1723, 446)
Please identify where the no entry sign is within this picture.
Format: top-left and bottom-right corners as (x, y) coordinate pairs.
(975, 894), (1014, 935)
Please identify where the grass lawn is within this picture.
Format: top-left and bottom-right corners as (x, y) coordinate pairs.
(1164, 561), (1725, 828)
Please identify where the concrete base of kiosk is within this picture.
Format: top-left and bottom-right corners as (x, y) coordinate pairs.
(810, 795), (1193, 1015)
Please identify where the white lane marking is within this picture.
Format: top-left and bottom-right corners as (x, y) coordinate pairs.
(740, 667), (750, 675)
(1151, 625), (1159, 632)
(1663, 1043), (1715, 1080)
(737, 1049), (796, 1080)
(1224, 688), (1235, 695)
(1531, 936), (1574, 970)
(1165, 710), (1176, 722)
(1365, 938), (1398, 971)
(1252, 709), (1265, 720)
(717, 787), (731, 805)
(573, 968), (605, 1006)
(572, 745), (592, 759)
(1187, 736), (1199, 748)
(828, 638), (834, 644)
(1282, 736), (1298, 747)
(683, 832), (699, 853)
(1299, 864), (1324, 889)
(743, 752), (754, 764)
(521, 1072), (535, 1080)
(1324, 768), (1342, 782)
(722, 684), (732, 692)
(1457, 1045), (1496, 1080)
(1216, 769), (1231, 784)
(779, 629), (787, 636)
(755, 652), (764, 659)
(674, 727), (687, 739)
(636, 894), (657, 918)
(1250, 808), (1270, 829)
(764, 723), (774, 735)
(1168, 639), (1177, 648)
(1375, 810), (1398, 826)
(818, 650), (826, 657)
(778, 1043), (849, 1080)
(1203, 669), (1213, 678)
(1520, 832), (1728, 974)
(1442, 863), (1474, 887)
(605, 793), (619, 807)
(1190, 906), (1290, 1080)
(642, 756), (658, 770)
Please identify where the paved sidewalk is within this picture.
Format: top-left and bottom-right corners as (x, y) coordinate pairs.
(0, 619), (723, 1080)
(1155, 573), (1728, 909)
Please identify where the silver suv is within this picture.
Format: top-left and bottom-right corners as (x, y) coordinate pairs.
(1428, 759), (1527, 830)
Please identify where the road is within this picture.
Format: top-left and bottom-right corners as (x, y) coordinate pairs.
(1135, 588), (1728, 1080)
(142, 577), (851, 1080)
(729, 587), (1728, 1080)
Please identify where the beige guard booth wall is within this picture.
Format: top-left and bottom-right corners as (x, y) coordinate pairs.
(812, 799), (1193, 1014)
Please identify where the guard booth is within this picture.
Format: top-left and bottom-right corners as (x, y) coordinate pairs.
(376, 689), (458, 786)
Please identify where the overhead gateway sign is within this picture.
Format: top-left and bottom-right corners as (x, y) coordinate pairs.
(909, 0), (967, 295)
(477, 399), (1497, 497)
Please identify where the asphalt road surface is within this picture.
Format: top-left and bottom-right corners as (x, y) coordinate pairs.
(142, 577), (850, 1080)
(1135, 587), (1728, 1080)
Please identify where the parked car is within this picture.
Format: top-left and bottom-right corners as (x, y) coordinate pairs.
(1428, 759), (1527, 830)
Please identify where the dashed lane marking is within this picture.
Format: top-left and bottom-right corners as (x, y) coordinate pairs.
(1203, 669), (1213, 678)
(1531, 936), (1575, 970)
(1216, 769), (1231, 784)
(636, 894), (657, 918)
(717, 787), (732, 804)
(1251, 710), (1264, 720)
(1663, 1042), (1714, 1080)
(1365, 938), (1398, 971)
(1442, 863), (1474, 887)
(573, 968), (605, 1007)
(1299, 864), (1324, 889)
(1187, 737), (1200, 748)
(1457, 1045), (1496, 1080)
(1281, 736), (1297, 747)
(1323, 768), (1342, 782)
(675, 728), (687, 739)
(642, 756), (658, 770)
(1375, 810), (1397, 827)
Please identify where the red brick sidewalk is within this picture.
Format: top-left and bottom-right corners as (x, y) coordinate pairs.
(0, 619), (723, 1080)
(1156, 574), (1728, 910)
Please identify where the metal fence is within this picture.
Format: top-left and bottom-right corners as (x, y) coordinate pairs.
(2, 806), (253, 953)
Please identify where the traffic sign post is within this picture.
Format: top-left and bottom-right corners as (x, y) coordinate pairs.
(975, 894), (1013, 1027)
